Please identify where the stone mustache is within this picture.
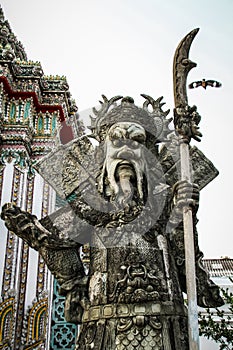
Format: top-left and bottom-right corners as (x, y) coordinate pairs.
(1, 32), (224, 349)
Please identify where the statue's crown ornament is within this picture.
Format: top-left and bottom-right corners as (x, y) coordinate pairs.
(89, 94), (172, 143)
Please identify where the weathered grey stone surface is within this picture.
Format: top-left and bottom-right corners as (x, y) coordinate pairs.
(1, 30), (224, 349)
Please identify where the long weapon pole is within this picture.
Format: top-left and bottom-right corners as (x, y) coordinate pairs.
(173, 28), (201, 350)
(180, 140), (200, 350)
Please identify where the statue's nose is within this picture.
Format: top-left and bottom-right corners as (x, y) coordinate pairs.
(117, 146), (135, 160)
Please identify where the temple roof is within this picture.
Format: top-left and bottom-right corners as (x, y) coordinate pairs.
(203, 258), (233, 277)
(0, 5), (85, 146)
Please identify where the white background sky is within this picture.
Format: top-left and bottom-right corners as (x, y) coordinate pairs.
(1, 0), (233, 258)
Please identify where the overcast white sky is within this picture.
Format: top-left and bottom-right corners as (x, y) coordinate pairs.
(1, 0), (233, 258)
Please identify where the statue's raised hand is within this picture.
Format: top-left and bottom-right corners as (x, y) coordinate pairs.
(169, 180), (199, 226)
(173, 180), (199, 211)
(1, 203), (41, 248)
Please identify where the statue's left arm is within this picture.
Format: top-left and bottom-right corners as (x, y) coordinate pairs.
(1, 203), (89, 323)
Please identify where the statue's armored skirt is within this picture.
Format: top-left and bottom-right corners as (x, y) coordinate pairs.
(75, 232), (189, 350)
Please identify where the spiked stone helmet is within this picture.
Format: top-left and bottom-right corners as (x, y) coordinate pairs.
(89, 95), (172, 144)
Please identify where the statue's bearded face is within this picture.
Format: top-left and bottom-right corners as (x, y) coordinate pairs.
(98, 122), (147, 207)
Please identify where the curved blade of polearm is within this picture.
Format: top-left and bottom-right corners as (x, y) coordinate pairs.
(173, 28), (199, 108)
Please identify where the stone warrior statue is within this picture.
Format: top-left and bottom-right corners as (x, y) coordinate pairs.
(1, 31), (224, 349)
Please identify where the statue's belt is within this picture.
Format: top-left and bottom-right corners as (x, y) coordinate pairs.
(82, 301), (186, 323)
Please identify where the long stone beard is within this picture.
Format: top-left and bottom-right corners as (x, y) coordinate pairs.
(101, 158), (146, 208)
(115, 163), (136, 206)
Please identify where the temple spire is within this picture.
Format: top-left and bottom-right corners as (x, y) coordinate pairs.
(0, 5), (27, 61)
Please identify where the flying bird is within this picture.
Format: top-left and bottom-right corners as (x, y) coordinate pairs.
(188, 79), (222, 89)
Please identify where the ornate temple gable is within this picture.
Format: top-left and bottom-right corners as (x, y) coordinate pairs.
(0, 5), (84, 163)
(0, 64), (82, 158)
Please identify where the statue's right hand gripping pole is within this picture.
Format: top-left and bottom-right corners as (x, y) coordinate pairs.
(173, 28), (201, 350)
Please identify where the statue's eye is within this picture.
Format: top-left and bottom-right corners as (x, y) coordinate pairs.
(110, 129), (124, 140)
(112, 139), (124, 147)
(130, 133), (146, 144)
